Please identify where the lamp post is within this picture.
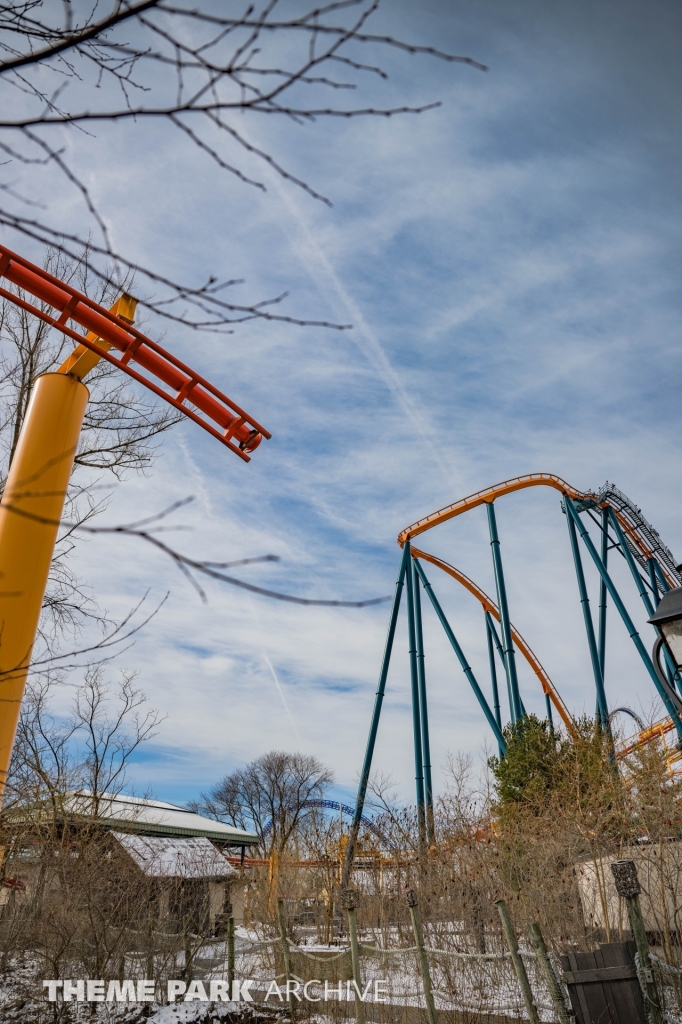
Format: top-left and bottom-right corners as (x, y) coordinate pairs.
(648, 586), (682, 723)
(649, 585), (682, 667)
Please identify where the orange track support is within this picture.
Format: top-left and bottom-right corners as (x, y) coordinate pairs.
(0, 245), (270, 461)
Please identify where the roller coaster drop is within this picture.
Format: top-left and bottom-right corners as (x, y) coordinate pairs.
(341, 474), (682, 886)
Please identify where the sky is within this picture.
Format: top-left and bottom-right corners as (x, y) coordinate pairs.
(3, 0), (682, 815)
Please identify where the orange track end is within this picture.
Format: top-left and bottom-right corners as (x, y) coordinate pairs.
(0, 245), (270, 460)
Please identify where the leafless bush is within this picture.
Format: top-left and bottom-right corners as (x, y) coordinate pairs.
(0, 669), (189, 1003)
(233, 719), (682, 965)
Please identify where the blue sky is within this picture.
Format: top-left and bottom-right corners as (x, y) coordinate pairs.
(4, 0), (682, 812)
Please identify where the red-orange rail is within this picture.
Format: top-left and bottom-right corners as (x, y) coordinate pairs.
(0, 245), (270, 461)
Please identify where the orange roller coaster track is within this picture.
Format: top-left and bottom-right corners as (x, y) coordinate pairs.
(411, 546), (576, 736)
(0, 245), (270, 460)
(398, 473), (680, 590)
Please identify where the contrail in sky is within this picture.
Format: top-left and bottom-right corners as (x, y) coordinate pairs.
(266, 170), (456, 483)
(248, 598), (299, 740)
(262, 648), (300, 741)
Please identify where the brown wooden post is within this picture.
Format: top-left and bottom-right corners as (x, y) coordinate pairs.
(342, 888), (366, 1024)
(529, 921), (573, 1024)
(277, 897), (295, 1020)
(611, 860), (662, 1024)
(182, 915), (193, 985)
(227, 915), (235, 995)
(495, 899), (540, 1024)
(406, 889), (438, 1024)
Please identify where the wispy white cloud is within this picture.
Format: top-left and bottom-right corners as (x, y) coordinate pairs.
(262, 168), (459, 486)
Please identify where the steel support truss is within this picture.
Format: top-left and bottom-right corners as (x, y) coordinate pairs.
(343, 476), (682, 882)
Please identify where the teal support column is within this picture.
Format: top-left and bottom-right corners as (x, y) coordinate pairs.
(486, 502), (523, 721)
(405, 543), (426, 844)
(565, 504), (609, 731)
(653, 560), (671, 594)
(648, 559), (660, 608)
(545, 692), (554, 731)
(598, 507), (609, 680)
(608, 508), (655, 618)
(486, 612), (504, 756)
(487, 612), (528, 718)
(412, 558), (434, 843)
(565, 496), (682, 739)
(341, 545), (409, 888)
(486, 610), (515, 725)
(608, 508), (682, 694)
(415, 560), (507, 754)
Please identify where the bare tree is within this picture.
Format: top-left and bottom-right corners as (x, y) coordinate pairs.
(196, 749), (334, 858)
(6, 705), (682, 1016)
(0, 669), (175, 1002)
(0, 4), (483, 636)
(0, 1), (486, 330)
(195, 750), (334, 927)
(5, 666), (162, 814)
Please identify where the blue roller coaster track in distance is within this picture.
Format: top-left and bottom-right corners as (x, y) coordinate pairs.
(260, 799), (391, 848)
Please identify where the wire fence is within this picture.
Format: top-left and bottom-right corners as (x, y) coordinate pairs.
(7, 929), (682, 1023)
(650, 953), (682, 1023)
(189, 935), (562, 1022)
(183, 935), (682, 1024)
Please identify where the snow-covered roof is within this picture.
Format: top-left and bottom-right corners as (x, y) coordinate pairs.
(64, 792), (259, 846)
(114, 833), (237, 878)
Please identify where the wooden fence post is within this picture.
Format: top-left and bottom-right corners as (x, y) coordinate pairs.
(406, 889), (438, 1024)
(611, 860), (662, 1024)
(227, 915), (235, 995)
(342, 888), (366, 1024)
(495, 899), (540, 1024)
(529, 921), (573, 1024)
(277, 897), (295, 1019)
(182, 915), (193, 986)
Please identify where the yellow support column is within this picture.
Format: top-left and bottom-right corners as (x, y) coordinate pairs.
(0, 373), (89, 793)
(0, 292), (137, 800)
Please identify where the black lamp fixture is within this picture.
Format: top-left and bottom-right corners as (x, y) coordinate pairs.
(648, 586), (682, 715)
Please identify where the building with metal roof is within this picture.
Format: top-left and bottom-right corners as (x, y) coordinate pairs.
(62, 791), (259, 847)
(4, 793), (259, 932)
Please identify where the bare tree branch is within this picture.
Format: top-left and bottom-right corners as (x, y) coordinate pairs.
(0, 0), (485, 331)
(0, 494), (393, 606)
